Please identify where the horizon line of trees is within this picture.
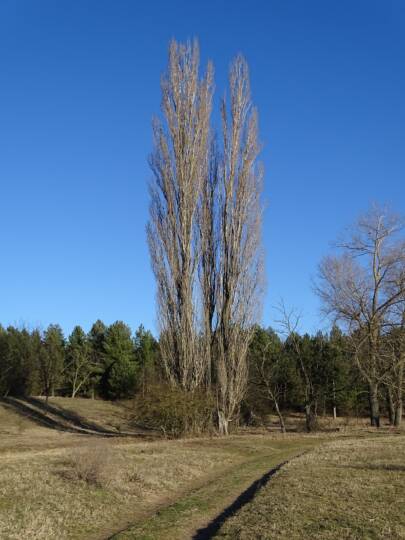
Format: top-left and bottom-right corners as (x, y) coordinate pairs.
(0, 318), (401, 429)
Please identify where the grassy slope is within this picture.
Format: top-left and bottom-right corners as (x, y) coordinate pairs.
(0, 397), (136, 453)
(215, 435), (405, 539)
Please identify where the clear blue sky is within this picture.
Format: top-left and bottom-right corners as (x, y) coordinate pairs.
(1, 0), (404, 336)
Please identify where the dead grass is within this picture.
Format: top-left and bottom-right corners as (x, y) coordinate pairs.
(0, 397), (138, 455)
(1, 399), (403, 539)
(63, 442), (123, 488)
(0, 434), (257, 539)
(215, 435), (405, 539)
(41, 397), (134, 432)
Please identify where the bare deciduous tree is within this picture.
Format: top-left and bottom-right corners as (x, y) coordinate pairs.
(215, 56), (264, 435)
(316, 206), (405, 427)
(198, 142), (219, 389)
(275, 301), (318, 432)
(148, 43), (264, 434)
(249, 327), (286, 433)
(147, 40), (213, 391)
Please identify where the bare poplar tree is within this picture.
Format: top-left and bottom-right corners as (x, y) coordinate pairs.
(197, 143), (219, 389)
(148, 43), (264, 432)
(316, 206), (405, 427)
(147, 40), (213, 391)
(215, 56), (264, 435)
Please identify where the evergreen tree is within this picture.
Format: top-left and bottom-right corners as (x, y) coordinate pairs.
(134, 325), (158, 395)
(102, 321), (137, 399)
(88, 320), (107, 398)
(40, 324), (65, 400)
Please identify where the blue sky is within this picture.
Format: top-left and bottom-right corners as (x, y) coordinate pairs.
(0, 0), (404, 336)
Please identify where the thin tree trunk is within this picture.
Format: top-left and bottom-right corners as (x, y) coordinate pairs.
(369, 383), (380, 427)
(332, 379), (337, 420)
(394, 351), (404, 427)
(386, 387), (395, 425)
(264, 383), (286, 434)
(394, 402), (402, 427)
(273, 398), (286, 433)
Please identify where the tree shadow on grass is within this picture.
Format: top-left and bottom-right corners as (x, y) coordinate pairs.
(25, 397), (122, 434)
(1, 397), (148, 438)
(193, 461), (286, 540)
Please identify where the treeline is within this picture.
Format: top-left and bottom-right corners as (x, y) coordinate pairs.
(0, 319), (365, 416)
(1, 318), (403, 431)
(0, 322), (159, 400)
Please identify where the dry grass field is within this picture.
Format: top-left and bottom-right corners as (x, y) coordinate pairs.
(0, 398), (404, 540)
(215, 435), (405, 539)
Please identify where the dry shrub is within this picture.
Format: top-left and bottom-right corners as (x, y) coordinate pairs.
(65, 441), (120, 488)
(133, 384), (215, 438)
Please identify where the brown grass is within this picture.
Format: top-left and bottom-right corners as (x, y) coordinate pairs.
(0, 432), (252, 539)
(63, 442), (122, 488)
(1, 398), (403, 539)
(215, 435), (405, 539)
(0, 397), (139, 455)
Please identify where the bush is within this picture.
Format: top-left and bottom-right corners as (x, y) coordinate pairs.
(65, 442), (118, 488)
(133, 384), (215, 438)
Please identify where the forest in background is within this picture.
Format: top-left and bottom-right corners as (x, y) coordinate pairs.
(0, 318), (396, 434)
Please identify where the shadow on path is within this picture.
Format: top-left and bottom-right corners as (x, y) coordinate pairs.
(192, 461), (286, 540)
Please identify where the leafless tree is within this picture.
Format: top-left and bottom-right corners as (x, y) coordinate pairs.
(215, 56), (264, 435)
(316, 206), (405, 427)
(197, 141), (219, 389)
(249, 329), (286, 433)
(65, 353), (93, 399)
(275, 301), (317, 431)
(147, 40), (213, 391)
(148, 43), (264, 433)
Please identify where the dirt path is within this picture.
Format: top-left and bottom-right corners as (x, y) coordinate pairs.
(106, 438), (322, 540)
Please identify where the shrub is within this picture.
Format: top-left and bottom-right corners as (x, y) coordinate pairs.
(65, 442), (118, 488)
(132, 384), (215, 438)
